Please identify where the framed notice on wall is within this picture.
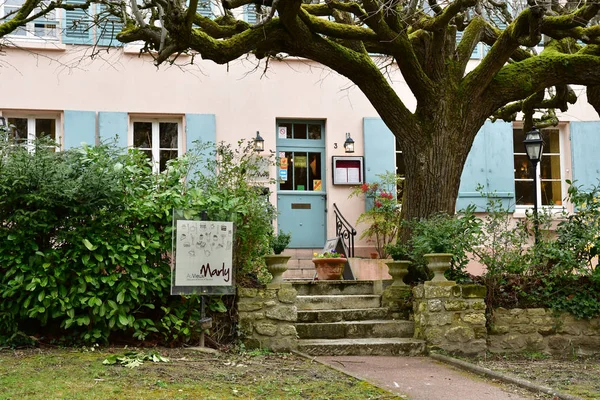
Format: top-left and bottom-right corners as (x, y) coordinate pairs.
(171, 210), (235, 295)
(332, 156), (364, 185)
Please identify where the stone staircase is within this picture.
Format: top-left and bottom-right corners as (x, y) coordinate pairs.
(292, 280), (426, 356)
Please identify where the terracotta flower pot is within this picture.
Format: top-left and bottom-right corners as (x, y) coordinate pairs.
(312, 258), (346, 280)
(424, 253), (453, 282)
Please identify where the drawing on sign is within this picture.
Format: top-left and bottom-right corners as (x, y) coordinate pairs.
(175, 220), (233, 286)
(279, 127), (287, 138)
(279, 169), (288, 181)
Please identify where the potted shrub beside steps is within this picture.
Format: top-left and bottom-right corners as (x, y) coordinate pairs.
(263, 231), (291, 288)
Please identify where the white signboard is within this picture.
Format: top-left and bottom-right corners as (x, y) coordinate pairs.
(175, 220), (233, 286)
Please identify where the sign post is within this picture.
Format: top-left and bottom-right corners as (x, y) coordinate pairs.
(171, 210), (235, 347)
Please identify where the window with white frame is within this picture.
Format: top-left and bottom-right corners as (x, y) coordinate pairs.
(3, 115), (59, 150)
(513, 126), (565, 207)
(131, 119), (182, 173)
(1, 0), (59, 40)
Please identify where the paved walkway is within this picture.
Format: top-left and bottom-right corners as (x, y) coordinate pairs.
(317, 356), (539, 400)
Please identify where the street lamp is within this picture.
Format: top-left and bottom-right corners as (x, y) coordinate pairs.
(253, 131), (264, 152)
(343, 132), (355, 153)
(523, 126), (544, 244)
(0, 117), (6, 132)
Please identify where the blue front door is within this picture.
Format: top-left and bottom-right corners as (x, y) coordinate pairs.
(276, 121), (326, 248)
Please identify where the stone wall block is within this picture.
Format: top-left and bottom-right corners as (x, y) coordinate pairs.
(548, 335), (572, 351)
(254, 322), (278, 337)
(444, 300), (468, 311)
(277, 288), (297, 304)
(425, 313), (453, 326)
(238, 288), (258, 298)
(557, 323), (583, 336)
(460, 284), (486, 298)
(473, 325), (487, 339)
(462, 312), (486, 326)
(265, 305), (297, 322)
(428, 299), (443, 312)
(489, 324), (510, 335)
(424, 327), (444, 344)
(279, 324), (297, 337)
(471, 300), (486, 310)
(238, 318), (255, 336)
(251, 311), (265, 320)
(264, 300), (277, 308)
(444, 325), (475, 343)
(526, 308), (547, 316)
(413, 285), (424, 299)
(238, 301), (264, 312)
(451, 285), (462, 298)
(423, 283), (454, 299)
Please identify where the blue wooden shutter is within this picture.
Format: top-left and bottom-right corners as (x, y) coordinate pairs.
(186, 114), (216, 178)
(99, 112), (128, 150)
(363, 118), (396, 210)
(457, 121), (515, 211)
(64, 110), (96, 149)
(571, 121), (600, 191)
(63, 0), (92, 44)
(96, 4), (123, 46)
(244, 4), (257, 24)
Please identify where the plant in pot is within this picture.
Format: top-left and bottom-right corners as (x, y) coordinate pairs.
(312, 250), (347, 280)
(384, 242), (411, 286)
(408, 210), (479, 282)
(263, 231), (292, 286)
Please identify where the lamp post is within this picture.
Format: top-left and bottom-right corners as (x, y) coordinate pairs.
(253, 131), (264, 152)
(343, 132), (355, 153)
(523, 126), (544, 244)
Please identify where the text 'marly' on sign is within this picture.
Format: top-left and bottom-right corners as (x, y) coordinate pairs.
(171, 212), (235, 295)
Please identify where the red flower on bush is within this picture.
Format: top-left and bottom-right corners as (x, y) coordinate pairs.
(361, 183), (369, 193)
(374, 200), (383, 208)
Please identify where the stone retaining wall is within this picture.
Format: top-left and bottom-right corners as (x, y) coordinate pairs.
(237, 285), (298, 352)
(413, 282), (487, 355)
(489, 308), (600, 356)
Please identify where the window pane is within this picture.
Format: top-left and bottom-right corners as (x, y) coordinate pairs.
(279, 152), (293, 190)
(279, 123), (292, 139)
(141, 150), (153, 163)
(514, 155), (532, 179)
(35, 119), (55, 141)
(133, 122), (152, 148)
(293, 123), (307, 139)
(159, 122), (178, 149)
(308, 124), (322, 140)
(7, 118), (27, 143)
(541, 180), (562, 206)
(159, 149), (177, 172)
(540, 154), (561, 180)
(294, 152), (308, 190)
(541, 129), (560, 153)
(512, 128), (524, 153)
(515, 180), (535, 206)
(308, 152), (321, 191)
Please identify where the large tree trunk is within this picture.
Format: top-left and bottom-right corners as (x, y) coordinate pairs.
(396, 110), (480, 242)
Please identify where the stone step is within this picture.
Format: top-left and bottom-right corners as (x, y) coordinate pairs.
(292, 280), (378, 296)
(298, 307), (390, 323)
(297, 295), (381, 311)
(298, 338), (426, 356)
(296, 320), (414, 340)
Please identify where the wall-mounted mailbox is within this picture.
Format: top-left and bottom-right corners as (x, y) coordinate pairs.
(332, 156), (364, 185)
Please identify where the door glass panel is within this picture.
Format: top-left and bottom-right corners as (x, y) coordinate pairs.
(308, 124), (321, 140)
(512, 128), (524, 153)
(279, 152), (293, 190)
(294, 152), (308, 190)
(133, 122), (152, 148)
(293, 123), (307, 139)
(159, 122), (178, 149)
(541, 129), (560, 153)
(308, 152), (322, 191)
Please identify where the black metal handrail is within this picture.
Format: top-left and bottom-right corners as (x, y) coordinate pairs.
(333, 203), (356, 258)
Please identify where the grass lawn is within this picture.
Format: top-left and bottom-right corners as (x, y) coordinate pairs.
(0, 347), (402, 400)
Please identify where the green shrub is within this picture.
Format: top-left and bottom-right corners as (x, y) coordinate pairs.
(0, 138), (276, 346)
(269, 231), (291, 255)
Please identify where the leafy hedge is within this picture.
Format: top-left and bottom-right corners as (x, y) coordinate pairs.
(0, 139), (275, 346)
